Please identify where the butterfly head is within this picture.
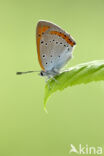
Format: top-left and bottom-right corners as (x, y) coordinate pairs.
(40, 70), (46, 77)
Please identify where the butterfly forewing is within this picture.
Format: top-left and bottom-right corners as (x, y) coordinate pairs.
(36, 20), (76, 71)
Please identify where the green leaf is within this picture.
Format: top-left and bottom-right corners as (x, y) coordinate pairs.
(44, 60), (104, 109)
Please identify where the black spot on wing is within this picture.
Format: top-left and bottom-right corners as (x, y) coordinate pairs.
(42, 54), (46, 58)
(41, 41), (44, 44)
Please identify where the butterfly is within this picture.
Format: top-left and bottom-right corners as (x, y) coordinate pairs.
(16, 20), (76, 80)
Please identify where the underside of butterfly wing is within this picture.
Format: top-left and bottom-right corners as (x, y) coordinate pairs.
(36, 20), (76, 72)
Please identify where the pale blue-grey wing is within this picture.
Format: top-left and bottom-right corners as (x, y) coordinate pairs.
(37, 20), (76, 72)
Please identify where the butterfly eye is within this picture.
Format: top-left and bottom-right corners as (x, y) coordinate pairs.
(40, 71), (46, 76)
(40, 71), (44, 76)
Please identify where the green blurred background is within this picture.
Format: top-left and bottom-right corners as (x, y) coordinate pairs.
(0, 0), (104, 155)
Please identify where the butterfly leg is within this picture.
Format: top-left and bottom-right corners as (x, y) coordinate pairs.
(45, 77), (52, 90)
(50, 68), (60, 84)
(45, 76), (58, 90)
(51, 76), (58, 84)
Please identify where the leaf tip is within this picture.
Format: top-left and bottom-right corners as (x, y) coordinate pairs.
(44, 106), (48, 114)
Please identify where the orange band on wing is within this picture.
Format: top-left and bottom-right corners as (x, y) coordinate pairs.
(37, 26), (50, 70)
(50, 31), (76, 47)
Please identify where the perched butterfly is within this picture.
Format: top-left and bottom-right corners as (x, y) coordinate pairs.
(17, 20), (76, 79)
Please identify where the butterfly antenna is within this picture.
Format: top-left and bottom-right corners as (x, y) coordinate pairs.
(16, 71), (40, 75)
